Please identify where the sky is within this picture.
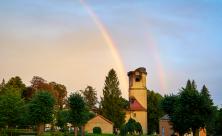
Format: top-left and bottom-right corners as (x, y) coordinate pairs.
(0, 0), (222, 106)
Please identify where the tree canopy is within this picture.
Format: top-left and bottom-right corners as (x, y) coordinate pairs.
(68, 92), (90, 136)
(80, 85), (98, 111)
(0, 87), (24, 128)
(100, 69), (126, 132)
(147, 90), (164, 134)
(28, 91), (55, 135)
(161, 80), (215, 136)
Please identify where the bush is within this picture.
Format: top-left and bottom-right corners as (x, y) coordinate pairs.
(120, 118), (143, 135)
(93, 127), (102, 134)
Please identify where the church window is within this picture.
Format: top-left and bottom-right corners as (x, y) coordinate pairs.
(135, 72), (141, 82)
(133, 113), (136, 117)
(135, 77), (140, 82)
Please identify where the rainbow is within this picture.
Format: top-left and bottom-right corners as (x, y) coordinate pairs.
(79, 0), (167, 93)
(145, 32), (167, 93)
(79, 0), (128, 94)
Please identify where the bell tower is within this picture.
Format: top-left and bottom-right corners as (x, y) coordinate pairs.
(127, 67), (148, 134)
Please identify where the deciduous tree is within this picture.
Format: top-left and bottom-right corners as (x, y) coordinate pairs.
(68, 92), (89, 136)
(147, 90), (164, 134)
(0, 87), (24, 128)
(28, 91), (55, 135)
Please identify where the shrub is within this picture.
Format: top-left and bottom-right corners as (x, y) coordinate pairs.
(93, 127), (102, 134)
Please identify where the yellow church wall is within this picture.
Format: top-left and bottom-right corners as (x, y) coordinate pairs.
(130, 74), (147, 89)
(85, 115), (113, 134)
(129, 89), (147, 109)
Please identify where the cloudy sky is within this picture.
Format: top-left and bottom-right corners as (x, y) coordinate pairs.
(0, 0), (222, 106)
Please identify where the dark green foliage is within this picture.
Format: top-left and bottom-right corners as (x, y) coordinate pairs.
(215, 108), (222, 135)
(176, 80), (203, 133)
(161, 80), (215, 135)
(80, 86), (98, 111)
(93, 127), (102, 134)
(68, 92), (90, 127)
(160, 94), (178, 115)
(0, 79), (5, 91)
(147, 90), (164, 134)
(0, 77), (26, 96)
(0, 87), (24, 128)
(100, 69), (126, 131)
(120, 118), (143, 135)
(120, 97), (130, 110)
(120, 125), (127, 136)
(126, 118), (136, 135)
(135, 122), (143, 134)
(5, 76), (26, 91)
(199, 85), (215, 135)
(28, 91), (55, 125)
(56, 110), (69, 132)
(17, 103), (31, 128)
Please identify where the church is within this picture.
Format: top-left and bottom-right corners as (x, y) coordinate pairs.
(125, 67), (148, 134)
(85, 67), (148, 134)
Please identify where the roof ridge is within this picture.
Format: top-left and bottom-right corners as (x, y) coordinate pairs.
(96, 114), (113, 125)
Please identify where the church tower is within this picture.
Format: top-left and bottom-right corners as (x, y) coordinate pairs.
(126, 67), (148, 134)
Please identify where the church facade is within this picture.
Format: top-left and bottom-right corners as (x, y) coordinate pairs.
(125, 67), (148, 134)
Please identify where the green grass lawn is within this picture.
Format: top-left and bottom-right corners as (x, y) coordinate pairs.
(43, 132), (152, 136)
(0, 129), (154, 136)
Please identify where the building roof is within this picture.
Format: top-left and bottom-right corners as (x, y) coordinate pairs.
(160, 114), (170, 120)
(89, 114), (113, 125)
(128, 67), (147, 76)
(129, 98), (146, 111)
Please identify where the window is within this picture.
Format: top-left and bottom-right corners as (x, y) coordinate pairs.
(133, 112), (136, 117)
(162, 127), (165, 136)
(135, 77), (140, 82)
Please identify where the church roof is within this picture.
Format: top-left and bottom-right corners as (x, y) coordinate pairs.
(129, 98), (146, 111)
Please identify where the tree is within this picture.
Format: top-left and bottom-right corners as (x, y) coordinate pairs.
(120, 118), (143, 135)
(30, 76), (46, 89)
(22, 87), (35, 101)
(215, 108), (222, 135)
(161, 80), (215, 136)
(68, 92), (89, 136)
(160, 94), (187, 135)
(5, 76), (26, 96)
(160, 94), (178, 115)
(100, 69), (125, 133)
(0, 76), (26, 96)
(49, 82), (67, 110)
(80, 85), (98, 111)
(28, 91), (55, 135)
(200, 85), (215, 135)
(147, 90), (164, 134)
(0, 87), (24, 128)
(56, 110), (69, 132)
(0, 78), (5, 91)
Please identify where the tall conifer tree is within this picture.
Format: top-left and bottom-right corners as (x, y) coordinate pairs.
(100, 69), (125, 133)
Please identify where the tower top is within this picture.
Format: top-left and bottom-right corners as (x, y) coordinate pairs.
(128, 67), (147, 89)
(127, 67), (147, 76)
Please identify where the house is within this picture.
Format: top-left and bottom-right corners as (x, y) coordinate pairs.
(159, 114), (206, 136)
(85, 114), (113, 134)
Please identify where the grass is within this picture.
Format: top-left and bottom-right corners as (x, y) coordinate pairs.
(1, 129), (154, 136)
